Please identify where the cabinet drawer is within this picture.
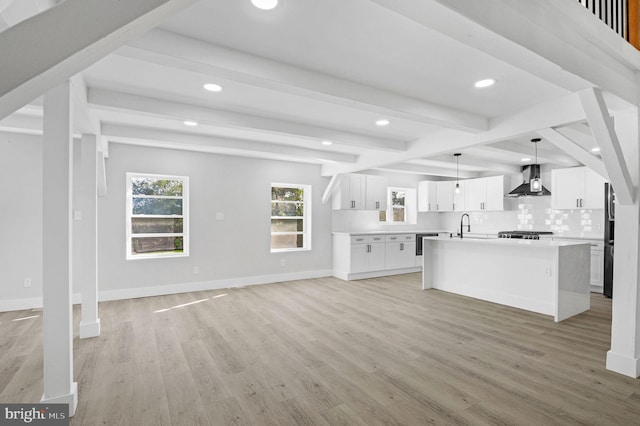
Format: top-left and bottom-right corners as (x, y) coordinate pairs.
(385, 234), (415, 242)
(351, 235), (370, 244)
(369, 235), (385, 243)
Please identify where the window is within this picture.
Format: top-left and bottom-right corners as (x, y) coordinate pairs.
(126, 173), (189, 259)
(271, 184), (311, 251)
(380, 187), (412, 223)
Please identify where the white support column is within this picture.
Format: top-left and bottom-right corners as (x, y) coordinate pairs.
(607, 108), (640, 378)
(75, 134), (100, 339)
(41, 81), (78, 415)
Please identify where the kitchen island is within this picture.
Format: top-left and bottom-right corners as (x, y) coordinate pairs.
(422, 237), (591, 322)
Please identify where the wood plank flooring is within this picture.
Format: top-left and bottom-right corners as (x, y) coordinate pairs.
(1, 273), (639, 425)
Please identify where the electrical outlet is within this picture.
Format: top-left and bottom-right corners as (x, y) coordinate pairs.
(544, 267), (552, 277)
(280, 259), (286, 267)
(24, 277), (32, 287)
(193, 266), (199, 274)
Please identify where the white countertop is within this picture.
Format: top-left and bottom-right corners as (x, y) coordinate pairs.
(332, 230), (448, 236)
(423, 236), (591, 248)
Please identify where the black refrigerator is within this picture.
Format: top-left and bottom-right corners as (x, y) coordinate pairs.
(604, 183), (615, 298)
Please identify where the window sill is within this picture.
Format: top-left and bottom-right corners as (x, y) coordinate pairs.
(127, 253), (189, 261)
(271, 248), (311, 253)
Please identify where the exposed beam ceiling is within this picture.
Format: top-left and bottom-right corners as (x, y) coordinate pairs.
(0, 0), (199, 120)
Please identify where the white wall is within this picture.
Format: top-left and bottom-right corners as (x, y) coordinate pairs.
(0, 135), (333, 309)
(98, 143), (333, 299)
(0, 132), (43, 304)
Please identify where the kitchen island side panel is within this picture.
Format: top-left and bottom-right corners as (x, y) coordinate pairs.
(556, 244), (591, 321)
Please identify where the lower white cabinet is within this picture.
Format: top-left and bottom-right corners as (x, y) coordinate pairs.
(350, 238), (385, 274)
(385, 234), (416, 270)
(333, 233), (421, 280)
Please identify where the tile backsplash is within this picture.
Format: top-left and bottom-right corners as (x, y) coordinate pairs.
(438, 197), (604, 238)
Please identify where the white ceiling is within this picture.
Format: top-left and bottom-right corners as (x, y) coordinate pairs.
(1, 0), (632, 179)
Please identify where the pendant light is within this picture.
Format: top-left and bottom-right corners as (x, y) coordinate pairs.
(454, 153), (461, 194)
(530, 138), (542, 193)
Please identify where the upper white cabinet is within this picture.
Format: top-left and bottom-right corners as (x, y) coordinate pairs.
(417, 181), (437, 212)
(551, 167), (605, 210)
(436, 181), (455, 211)
(365, 175), (388, 211)
(332, 173), (388, 211)
(419, 177), (504, 212)
(465, 175), (505, 211)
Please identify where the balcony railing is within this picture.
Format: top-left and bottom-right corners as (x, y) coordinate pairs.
(577, 0), (635, 44)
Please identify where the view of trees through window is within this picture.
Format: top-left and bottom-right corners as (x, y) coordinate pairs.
(380, 188), (406, 223)
(127, 174), (188, 258)
(271, 184), (309, 250)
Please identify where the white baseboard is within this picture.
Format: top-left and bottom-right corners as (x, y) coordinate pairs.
(98, 269), (333, 302)
(0, 293), (82, 313)
(0, 271), (332, 312)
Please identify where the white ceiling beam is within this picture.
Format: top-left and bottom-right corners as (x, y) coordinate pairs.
(536, 128), (608, 179)
(70, 75), (98, 135)
(322, 93), (586, 176)
(117, 29), (488, 133)
(579, 88), (635, 205)
(422, 155), (522, 175)
(102, 123), (357, 165)
(321, 174), (340, 205)
(0, 113), (42, 135)
(371, 0), (638, 106)
(484, 141), (578, 166)
(374, 163), (479, 178)
(0, 0), (199, 121)
(89, 89), (404, 152)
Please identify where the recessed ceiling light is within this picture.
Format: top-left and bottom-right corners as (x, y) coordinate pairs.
(375, 119), (390, 126)
(321, 140), (333, 146)
(475, 79), (495, 88)
(521, 157), (531, 162)
(203, 83), (222, 92)
(251, 0), (278, 10)
(591, 147), (601, 152)
(183, 120), (198, 126)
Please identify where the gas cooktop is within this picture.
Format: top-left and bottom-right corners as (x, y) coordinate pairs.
(498, 231), (553, 240)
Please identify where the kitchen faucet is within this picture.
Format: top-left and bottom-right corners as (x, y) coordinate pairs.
(460, 213), (470, 238)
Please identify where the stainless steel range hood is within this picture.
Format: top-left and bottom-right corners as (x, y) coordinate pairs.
(505, 165), (551, 198)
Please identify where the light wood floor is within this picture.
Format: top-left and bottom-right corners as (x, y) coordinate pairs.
(1, 274), (638, 425)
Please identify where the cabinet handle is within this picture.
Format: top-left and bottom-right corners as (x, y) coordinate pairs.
(436, 204), (439, 211)
(376, 201), (379, 209)
(580, 199), (583, 207)
(576, 199), (579, 208)
(400, 243), (404, 251)
(367, 244), (371, 253)
(453, 203), (456, 210)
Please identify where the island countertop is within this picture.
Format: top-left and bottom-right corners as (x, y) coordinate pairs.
(423, 236), (590, 248)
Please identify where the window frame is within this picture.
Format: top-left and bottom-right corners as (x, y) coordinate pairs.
(380, 187), (408, 224)
(270, 183), (311, 253)
(126, 172), (189, 260)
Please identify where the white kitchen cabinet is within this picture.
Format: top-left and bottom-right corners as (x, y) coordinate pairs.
(465, 175), (505, 211)
(333, 173), (366, 210)
(350, 238), (385, 274)
(436, 181), (455, 211)
(551, 167), (605, 210)
(385, 234), (416, 270)
(333, 173), (388, 211)
(365, 175), (388, 211)
(453, 180), (466, 212)
(333, 233), (421, 280)
(418, 181), (437, 212)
